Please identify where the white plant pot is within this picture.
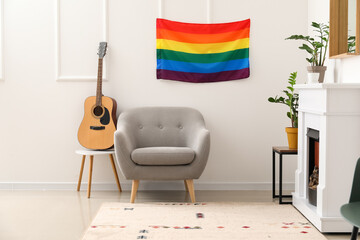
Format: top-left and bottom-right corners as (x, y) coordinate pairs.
(307, 66), (327, 83)
(307, 72), (320, 84)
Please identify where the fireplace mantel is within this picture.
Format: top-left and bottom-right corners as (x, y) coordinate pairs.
(293, 83), (360, 232)
(294, 83), (360, 117)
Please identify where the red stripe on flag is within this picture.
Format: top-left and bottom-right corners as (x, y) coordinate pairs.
(157, 18), (250, 34)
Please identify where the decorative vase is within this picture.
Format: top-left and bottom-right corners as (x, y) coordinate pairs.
(285, 127), (298, 149)
(307, 66), (327, 83)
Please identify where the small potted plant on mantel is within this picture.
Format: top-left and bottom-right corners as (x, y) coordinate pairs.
(268, 72), (299, 149)
(285, 22), (329, 83)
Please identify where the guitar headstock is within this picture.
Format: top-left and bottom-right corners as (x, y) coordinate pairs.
(97, 42), (108, 59)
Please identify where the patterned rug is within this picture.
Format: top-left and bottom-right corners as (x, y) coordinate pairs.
(82, 202), (326, 240)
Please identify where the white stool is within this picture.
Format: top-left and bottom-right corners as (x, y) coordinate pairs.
(75, 149), (122, 198)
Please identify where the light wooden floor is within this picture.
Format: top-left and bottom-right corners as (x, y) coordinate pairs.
(0, 190), (352, 240)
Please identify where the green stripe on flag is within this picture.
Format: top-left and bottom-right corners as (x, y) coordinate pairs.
(157, 48), (249, 63)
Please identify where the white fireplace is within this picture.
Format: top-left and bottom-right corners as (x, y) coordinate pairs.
(293, 83), (360, 232)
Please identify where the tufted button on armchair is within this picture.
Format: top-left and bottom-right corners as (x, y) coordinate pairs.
(114, 107), (210, 203)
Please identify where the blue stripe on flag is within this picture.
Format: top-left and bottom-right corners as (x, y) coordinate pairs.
(157, 58), (249, 74)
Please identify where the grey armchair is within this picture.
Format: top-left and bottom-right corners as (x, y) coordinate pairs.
(114, 107), (210, 203)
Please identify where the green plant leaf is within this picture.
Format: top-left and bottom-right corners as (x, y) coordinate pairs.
(312, 22), (320, 28)
(287, 112), (291, 119)
(290, 72), (297, 78)
(268, 97), (275, 102)
(285, 35), (310, 41)
(313, 42), (324, 48)
(299, 44), (313, 54)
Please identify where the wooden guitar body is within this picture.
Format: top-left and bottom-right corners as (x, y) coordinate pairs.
(78, 96), (117, 150)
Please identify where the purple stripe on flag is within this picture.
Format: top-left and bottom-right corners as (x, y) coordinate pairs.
(157, 68), (250, 83)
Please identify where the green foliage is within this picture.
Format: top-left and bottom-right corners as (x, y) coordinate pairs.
(285, 22), (329, 66)
(348, 36), (356, 53)
(268, 72), (299, 128)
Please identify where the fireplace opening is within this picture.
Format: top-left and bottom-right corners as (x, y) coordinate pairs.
(307, 129), (319, 206)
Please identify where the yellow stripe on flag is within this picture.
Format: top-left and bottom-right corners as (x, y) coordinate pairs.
(157, 38), (249, 54)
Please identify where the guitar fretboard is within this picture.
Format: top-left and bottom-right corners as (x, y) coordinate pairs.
(95, 58), (103, 106)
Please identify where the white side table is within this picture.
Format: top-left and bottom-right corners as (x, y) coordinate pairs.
(75, 149), (122, 198)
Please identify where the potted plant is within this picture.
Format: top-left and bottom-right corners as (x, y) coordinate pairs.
(285, 22), (329, 83)
(268, 72), (299, 149)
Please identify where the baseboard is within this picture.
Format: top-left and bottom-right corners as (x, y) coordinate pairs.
(0, 181), (295, 191)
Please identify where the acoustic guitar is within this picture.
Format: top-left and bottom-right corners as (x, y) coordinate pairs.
(78, 42), (117, 150)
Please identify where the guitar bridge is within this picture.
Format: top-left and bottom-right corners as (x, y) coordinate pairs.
(90, 126), (105, 130)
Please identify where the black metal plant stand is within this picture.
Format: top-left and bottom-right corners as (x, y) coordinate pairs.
(272, 146), (298, 204)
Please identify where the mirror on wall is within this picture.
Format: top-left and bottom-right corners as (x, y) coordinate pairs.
(348, 0), (357, 53)
(329, 0), (360, 58)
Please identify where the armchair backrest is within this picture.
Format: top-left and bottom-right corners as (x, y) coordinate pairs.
(117, 107), (206, 148)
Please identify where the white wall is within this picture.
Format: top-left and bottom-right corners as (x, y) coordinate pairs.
(0, 0), (308, 190)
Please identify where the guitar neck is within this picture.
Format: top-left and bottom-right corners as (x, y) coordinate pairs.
(95, 58), (103, 106)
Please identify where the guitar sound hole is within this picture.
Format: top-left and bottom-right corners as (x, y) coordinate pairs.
(93, 106), (103, 117)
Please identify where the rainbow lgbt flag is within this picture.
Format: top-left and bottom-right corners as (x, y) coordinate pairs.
(156, 18), (250, 83)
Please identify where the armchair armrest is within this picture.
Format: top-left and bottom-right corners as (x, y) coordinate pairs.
(114, 126), (137, 178)
(191, 128), (210, 154)
(188, 127), (210, 176)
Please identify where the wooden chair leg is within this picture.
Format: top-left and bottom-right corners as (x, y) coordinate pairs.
(185, 179), (196, 203)
(77, 155), (86, 191)
(130, 180), (139, 203)
(184, 180), (189, 192)
(109, 154), (122, 192)
(87, 155), (94, 198)
(351, 226), (359, 240)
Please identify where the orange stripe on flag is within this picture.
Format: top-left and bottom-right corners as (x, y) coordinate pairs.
(157, 28), (250, 44)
